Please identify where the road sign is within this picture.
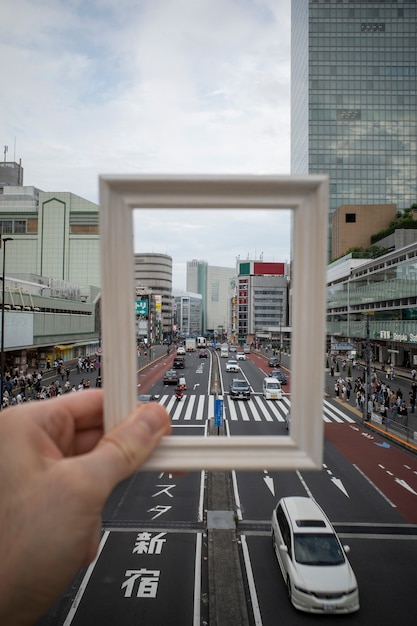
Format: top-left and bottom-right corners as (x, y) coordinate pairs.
(136, 299), (148, 316)
(214, 398), (224, 428)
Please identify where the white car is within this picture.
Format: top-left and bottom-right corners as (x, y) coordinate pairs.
(176, 346), (186, 355)
(225, 359), (239, 372)
(271, 497), (359, 614)
(236, 351), (246, 360)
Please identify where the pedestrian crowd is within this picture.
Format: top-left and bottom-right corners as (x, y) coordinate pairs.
(334, 370), (414, 425)
(1, 360), (99, 408)
(75, 356), (98, 374)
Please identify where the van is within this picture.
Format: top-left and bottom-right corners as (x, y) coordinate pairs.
(271, 497), (359, 614)
(263, 376), (283, 400)
(173, 356), (185, 369)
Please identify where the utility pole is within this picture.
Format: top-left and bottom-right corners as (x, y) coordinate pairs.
(0, 235), (13, 408)
(363, 313), (372, 422)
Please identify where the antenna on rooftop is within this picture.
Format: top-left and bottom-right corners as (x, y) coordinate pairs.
(3, 146), (8, 163)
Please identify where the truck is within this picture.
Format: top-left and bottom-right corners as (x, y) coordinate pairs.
(220, 343), (229, 358)
(186, 338), (196, 352)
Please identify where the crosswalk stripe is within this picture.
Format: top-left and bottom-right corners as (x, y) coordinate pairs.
(264, 400), (286, 422)
(207, 396), (215, 418)
(281, 397), (291, 415)
(239, 401), (251, 421)
(184, 394), (196, 420)
(324, 400), (355, 423)
(172, 396), (186, 420)
(253, 395), (274, 421)
(158, 394), (356, 424)
(248, 398), (262, 421)
(165, 395), (177, 416)
(197, 395), (206, 420)
(323, 408), (343, 423)
(227, 397), (239, 421)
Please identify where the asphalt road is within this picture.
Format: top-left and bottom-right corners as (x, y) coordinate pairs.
(36, 349), (417, 626)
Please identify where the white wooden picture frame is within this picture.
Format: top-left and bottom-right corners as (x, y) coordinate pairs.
(99, 174), (328, 471)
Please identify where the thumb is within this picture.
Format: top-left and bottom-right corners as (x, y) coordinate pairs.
(83, 402), (171, 494)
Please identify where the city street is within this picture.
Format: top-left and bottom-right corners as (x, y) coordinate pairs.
(35, 348), (417, 626)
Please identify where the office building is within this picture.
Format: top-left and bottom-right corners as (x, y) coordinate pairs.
(236, 261), (289, 345)
(172, 289), (202, 338)
(291, 0), (417, 258)
(186, 260), (235, 337)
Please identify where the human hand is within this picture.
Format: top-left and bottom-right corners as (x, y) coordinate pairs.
(0, 389), (171, 625)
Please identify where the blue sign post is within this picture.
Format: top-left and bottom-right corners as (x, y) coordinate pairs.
(214, 398), (224, 431)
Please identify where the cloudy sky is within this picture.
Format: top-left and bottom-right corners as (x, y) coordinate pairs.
(1, 0), (292, 288)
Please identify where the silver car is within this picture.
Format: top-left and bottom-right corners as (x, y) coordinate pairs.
(225, 359), (239, 372)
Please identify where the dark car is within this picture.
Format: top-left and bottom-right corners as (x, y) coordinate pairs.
(270, 369), (287, 385)
(229, 378), (251, 400)
(268, 356), (280, 367)
(199, 350), (208, 358)
(173, 356), (185, 369)
(163, 369), (179, 385)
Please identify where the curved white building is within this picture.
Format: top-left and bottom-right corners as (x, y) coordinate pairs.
(134, 253), (173, 340)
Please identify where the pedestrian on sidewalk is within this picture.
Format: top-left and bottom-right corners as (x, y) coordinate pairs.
(346, 380), (352, 401)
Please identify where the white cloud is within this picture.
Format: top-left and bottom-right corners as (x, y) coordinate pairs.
(1, 0), (291, 288)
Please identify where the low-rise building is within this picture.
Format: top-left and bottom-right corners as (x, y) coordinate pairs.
(327, 240), (417, 367)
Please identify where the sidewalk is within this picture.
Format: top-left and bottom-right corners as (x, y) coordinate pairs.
(257, 346), (417, 456)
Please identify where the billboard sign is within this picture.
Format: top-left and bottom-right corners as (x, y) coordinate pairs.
(136, 299), (148, 316)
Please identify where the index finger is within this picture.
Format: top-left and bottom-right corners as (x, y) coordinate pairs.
(32, 389), (105, 431)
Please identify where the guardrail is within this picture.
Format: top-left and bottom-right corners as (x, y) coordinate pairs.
(369, 412), (417, 452)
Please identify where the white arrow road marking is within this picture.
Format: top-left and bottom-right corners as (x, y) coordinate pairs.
(193, 383), (200, 390)
(330, 477), (350, 498)
(323, 464), (349, 498)
(395, 478), (417, 496)
(263, 470), (275, 496)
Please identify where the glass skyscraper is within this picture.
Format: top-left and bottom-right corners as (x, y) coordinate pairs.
(291, 0), (417, 257)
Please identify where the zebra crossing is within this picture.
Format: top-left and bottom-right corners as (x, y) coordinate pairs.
(156, 393), (356, 424)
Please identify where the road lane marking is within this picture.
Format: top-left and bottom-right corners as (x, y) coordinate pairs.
(63, 531), (110, 625)
(193, 533), (202, 626)
(241, 535), (263, 626)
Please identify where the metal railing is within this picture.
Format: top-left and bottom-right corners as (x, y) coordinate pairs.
(369, 411), (417, 450)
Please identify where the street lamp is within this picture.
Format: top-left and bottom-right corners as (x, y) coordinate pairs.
(0, 235), (13, 408)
